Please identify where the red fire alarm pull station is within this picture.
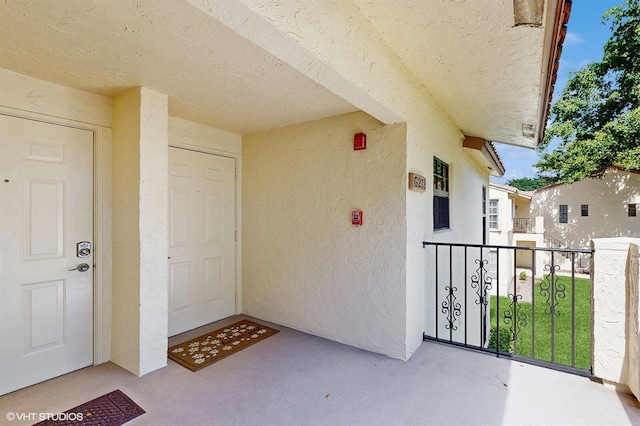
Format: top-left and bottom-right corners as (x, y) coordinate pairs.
(352, 210), (363, 226)
(354, 133), (366, 150)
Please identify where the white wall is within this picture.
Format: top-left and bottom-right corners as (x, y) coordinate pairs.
(531, 169), (640, 249)
(486, 187), (516, 295)
(243, 111), (409, 359)
(488, 187), (515, 246)
(188, 0), (491, 358)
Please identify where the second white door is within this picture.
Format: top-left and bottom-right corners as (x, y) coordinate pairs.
(168, 148), (236, 336)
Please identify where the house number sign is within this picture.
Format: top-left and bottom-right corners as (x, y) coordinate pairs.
(408, 173), (426, 192)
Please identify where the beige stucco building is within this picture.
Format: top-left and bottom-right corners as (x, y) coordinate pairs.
(489, 168), (640, 252)
(0, 0), (570, 395)
(488, 168), (640, 284)
(530, 168), (640, 249)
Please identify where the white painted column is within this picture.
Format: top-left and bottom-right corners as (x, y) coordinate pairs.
(591, 238), (640, 398)
(111, 87), (168, 376)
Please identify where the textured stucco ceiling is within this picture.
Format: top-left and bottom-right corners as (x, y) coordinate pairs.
(0, 0), (555, 144)
(354, 0), (550, 147)
(0, 0), (358, 134)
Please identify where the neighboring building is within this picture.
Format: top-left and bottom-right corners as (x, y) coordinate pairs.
(530, 167), (640, 249)
(0, 0), (569, 395)
(487, 183), (545, 290)
(487, 183), (539, 247)
(489, 168), (640, 278)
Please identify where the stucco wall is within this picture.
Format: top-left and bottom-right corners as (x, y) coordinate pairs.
(111, 90), (142, 373)
(627, 242), (640, 399)
(530, 170), (640, 249)
(111, 87), (169, 376)
(591, 238), (640, 392)
(190, 0), (491, 359)
(243, 111), (408, 359)
(488, 187), (515, 245)
(408, 117), (489, 353)
(514, 196), (530, 220)
(169, 117), (242, 155)
(486, 187), (515, 295)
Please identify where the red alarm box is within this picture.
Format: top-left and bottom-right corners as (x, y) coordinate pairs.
(354, 133), (366, 150)
(352, 210), (363, 226)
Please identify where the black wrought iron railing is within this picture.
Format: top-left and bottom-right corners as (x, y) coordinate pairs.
(544, 232), (564, 249)
(513, 217), (535, 233)
(422, 241), (593, 376)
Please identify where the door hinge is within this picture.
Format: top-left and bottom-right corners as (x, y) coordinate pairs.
(235, 168), (238, 178)
(235, 293), (238, 305)
(235, 231), (238, 241)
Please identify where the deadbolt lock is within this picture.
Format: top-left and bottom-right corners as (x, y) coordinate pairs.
(77, 241), (91, 258)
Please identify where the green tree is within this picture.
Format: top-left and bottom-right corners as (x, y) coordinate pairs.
(505, 177), (548, 191)
(537, 0), (640, 183)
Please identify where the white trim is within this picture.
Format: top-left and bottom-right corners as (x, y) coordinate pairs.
(489, 199), (499, 230)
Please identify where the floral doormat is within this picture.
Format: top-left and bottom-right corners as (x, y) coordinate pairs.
(168, 319), (279, 371)
(33, 389), (144, 425)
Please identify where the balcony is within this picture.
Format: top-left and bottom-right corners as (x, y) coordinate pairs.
(513, 217), (539, 234)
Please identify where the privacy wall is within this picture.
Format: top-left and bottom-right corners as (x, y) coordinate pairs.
(242, 111), (408, 359)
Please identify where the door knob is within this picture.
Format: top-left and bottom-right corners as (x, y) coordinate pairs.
(68, 263), (90, 272)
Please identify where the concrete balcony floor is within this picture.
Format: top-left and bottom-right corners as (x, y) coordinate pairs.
(2, 315), (639, 426)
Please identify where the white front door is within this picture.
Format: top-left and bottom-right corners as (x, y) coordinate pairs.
(168, 147), (236, 336)
(0, 115), (94, 395)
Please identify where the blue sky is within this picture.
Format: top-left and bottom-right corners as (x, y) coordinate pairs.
(491, 1), (624, 184)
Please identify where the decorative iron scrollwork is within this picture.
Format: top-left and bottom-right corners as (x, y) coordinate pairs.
(441, 286), (461, 330)
(540, 263), (565, 316)
(503, 293), (527, 347)
(470, 259), (492, 306)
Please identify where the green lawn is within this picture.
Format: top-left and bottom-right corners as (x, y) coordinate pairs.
(489, 276), (591, 369)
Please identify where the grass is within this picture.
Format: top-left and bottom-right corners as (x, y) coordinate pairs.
(489, 276), (591, 369)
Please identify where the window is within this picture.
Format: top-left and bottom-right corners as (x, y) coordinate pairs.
(559, 204), (568, 223)
(581, 204), (588, 217)
(489, 200), (499, 230)
(482, 187), (487, 244)
(433, 157), (449, 230)
(630, 204), (637, 217)
(482, 187), (486, 216)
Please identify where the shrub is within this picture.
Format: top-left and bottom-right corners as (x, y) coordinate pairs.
(488, 327), (513, 353)
(519, 271), (527, 281)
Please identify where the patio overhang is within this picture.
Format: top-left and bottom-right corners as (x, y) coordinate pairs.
(0, 0), (571, 143)
(354, 0), (572, 149)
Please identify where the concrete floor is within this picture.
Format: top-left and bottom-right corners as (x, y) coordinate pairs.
(1, 315), (639, 426)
